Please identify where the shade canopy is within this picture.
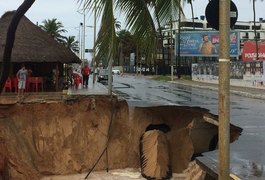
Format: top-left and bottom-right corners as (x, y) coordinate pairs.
(0, 11), (81, 64)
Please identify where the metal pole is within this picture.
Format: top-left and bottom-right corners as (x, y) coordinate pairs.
(83, 8), (86, 61)
(218, 0), (230, 179)
(92, 4), (97, 84)
(170, 21), (174, 81)
(78, 23), (81, 59)
(177, 2), (181, 79)
(80, 23), (83, 59)
(170, 0), (174, 81)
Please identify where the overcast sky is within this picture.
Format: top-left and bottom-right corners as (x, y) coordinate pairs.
(0, 0), (264, 60)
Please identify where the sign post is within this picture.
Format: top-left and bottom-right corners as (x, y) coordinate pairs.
(205, 0), (237, 179)
(218, 0), (231, 179)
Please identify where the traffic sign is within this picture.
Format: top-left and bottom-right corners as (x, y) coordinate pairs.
(205, 0), (238, 30)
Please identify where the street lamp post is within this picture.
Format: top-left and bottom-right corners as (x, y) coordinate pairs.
(92, 4), (97, 84)
(82, 8), (86, 61)
(86, 4), (97, 85)
(79, 22), (83, 59)
(77, 3), (87, 62)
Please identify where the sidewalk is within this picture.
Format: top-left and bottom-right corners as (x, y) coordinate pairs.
(171, 79), (265, 100)
(68, 78), (108, 95)
(0, 78), (108, 105)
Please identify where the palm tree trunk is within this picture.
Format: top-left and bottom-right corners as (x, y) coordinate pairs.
(118, 42), (124, 66)
(0, 0), (35, 94)
(190, 1), (195, 30)
(154, 10), (165, 75)
(136, 45), (139, 75)
(253, 0), (259, 60)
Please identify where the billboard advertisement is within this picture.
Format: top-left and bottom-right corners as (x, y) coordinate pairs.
(175, 31), (240, 57)
(192, 61), (264, 87)
(242, 41), (265, 61)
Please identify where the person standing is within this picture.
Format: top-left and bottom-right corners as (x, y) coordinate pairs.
(81, 64), (90, 88)
(16, 64), (28, 99)
(198, 34), (216, 55)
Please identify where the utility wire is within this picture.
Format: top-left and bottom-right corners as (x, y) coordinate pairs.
(84, 96), (116, 179)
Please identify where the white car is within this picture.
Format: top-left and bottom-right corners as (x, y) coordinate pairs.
(112, 69), (120, 75)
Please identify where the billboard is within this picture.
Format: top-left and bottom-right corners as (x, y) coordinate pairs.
(192, 61), (265, 87)
(175, 31), (240, 57)
(242, 41), (265, 61)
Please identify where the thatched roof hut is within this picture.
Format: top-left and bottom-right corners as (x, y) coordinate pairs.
(0, 11), (80, 64)
(0, 11), (81, 91)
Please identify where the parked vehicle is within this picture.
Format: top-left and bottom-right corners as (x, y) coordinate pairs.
(97, 69), (109, 82)
(112, 69), (120, 75)
(112, 66), (123, 75)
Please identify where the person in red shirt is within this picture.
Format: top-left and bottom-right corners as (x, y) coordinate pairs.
(81, 65), (90, 88)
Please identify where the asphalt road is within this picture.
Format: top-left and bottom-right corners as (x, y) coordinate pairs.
(112, 74), (265, 179)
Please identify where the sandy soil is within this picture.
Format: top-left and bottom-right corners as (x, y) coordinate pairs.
(41, 168), (145, 180)
(0, 94), (242, 179)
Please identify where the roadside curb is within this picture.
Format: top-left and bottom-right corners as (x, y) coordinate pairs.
(170, 80), (265, 100)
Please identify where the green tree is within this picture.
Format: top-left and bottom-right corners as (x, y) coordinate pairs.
(39, 18), (67, 43)
(183, 0), (194, 29)
(116, 29), (133, 66)
(63, 36), (79, 54)
(0, 0), (36, 93)
(78, 0), (182, 71)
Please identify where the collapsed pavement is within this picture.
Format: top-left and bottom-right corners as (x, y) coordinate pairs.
(0, 95), (242, 179)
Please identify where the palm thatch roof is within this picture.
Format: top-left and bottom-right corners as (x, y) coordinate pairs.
(0, 11), (81, 64)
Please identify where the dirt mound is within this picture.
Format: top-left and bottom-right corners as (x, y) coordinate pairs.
(140, 130), (171, 179)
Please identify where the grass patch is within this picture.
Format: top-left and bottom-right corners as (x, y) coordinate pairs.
(180, 75), (192, 80)
(151, 75), (174, 81)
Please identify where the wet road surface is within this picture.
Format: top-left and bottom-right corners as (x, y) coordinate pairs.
(111, 75), (265, 179)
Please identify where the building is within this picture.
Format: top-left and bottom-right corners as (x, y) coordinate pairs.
(158, 16), (265, 75)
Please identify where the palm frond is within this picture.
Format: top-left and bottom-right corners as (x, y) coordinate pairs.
(117, 0), (157, 63)
(95, 0), (117, 63)
(155, 0), (183, 26)
(39, 18), (67, 42)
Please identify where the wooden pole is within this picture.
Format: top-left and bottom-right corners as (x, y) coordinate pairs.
(56, 63), (59, 92)
(218, 0), (230, 179)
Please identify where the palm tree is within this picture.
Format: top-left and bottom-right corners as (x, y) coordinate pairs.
(116, 29), (133, 66)
(114, 18), (121, 30)
(39, 18), (67, 43)
(149, 0), (182, 75)
(63, 36), (79, 54)
(0, 0), (36, 93)
(79, 0), (182, 72)
(184, 0), (195, 29)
